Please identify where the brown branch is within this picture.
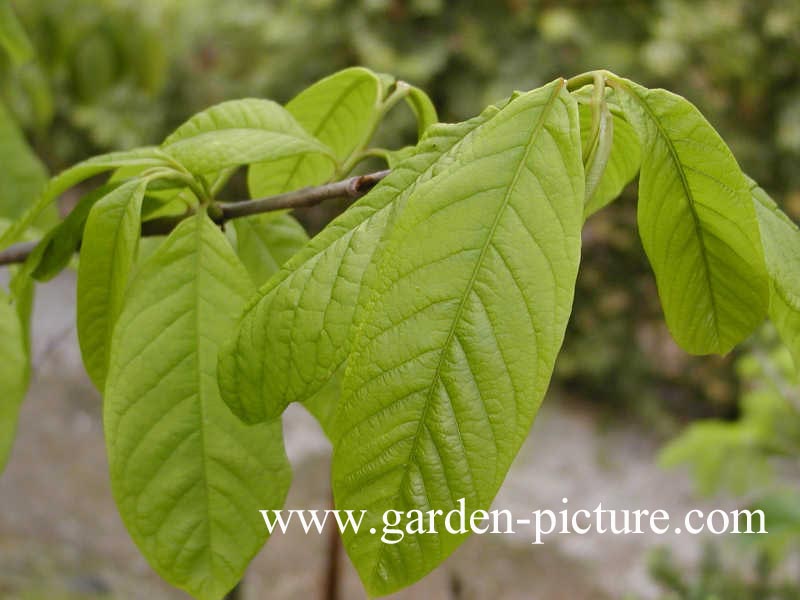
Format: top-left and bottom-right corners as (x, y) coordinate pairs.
(0, 170), (390, 267)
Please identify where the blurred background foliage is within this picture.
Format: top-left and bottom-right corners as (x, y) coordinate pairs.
(3, 0), (800, 596)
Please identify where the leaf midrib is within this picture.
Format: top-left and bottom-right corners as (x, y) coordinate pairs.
(366, 80), (564, 588)
(623, 84), (722, 347)
(192, 213), (216, 586)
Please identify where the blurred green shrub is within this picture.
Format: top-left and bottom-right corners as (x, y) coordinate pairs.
(649, 543), (800, 600)
(657, 329), (800, 596)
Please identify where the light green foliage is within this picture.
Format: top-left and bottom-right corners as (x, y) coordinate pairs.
(218, 104), (503, 427)
(28, 184), (116, 281)
(103, 212), (290, 600)
(0, 147), (171, 249)
(161, 98), (333, 175)
(402, 82), (438, 138)
(77, 179), (148, 390)
(744, 490), (800, 560)
(333, 79), (584, 594)
(751, 181), (800, 370)
(0, 1), (33, 65)
(232, 213), (308, 286)
(577, 97), (640, 217)
(3, 64), (800, 599)
(0, 101), (47, 221)
(0, 269), (32, 472)
(661, 334), (800, 497)
(614, 78), (769, 354)
(248, 67), (384, 197)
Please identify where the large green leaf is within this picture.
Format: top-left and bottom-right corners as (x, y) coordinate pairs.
(104, 211), (290, 600)
(614, 78), (768, 354)
(77, 179), (148, 390)
(0, 100), (47, 221)
(578, 100), (640, 217)
(232, 212), (309, 286)
(218, 102), (507, 428)
(248, 67), (384, 197)
(751, 180), (800, 370)
(0, 147), (170, 250)
(332, 79), (584, 595)
(161, 98), (333, 175)
(0, 268), (33, 472)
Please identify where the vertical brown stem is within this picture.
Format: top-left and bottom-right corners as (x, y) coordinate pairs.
(323, 491), (340, 600)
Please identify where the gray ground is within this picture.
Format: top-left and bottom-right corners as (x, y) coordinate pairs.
(0, 272), (733, 599)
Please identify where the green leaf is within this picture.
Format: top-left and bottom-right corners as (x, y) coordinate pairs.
(161, 98), (333, 175)
(0, 147), (170, 250)
(578, 100), (640, 217)
(402, 82), (438, 138)
(232, 213), (309, 286)
(0, 1), (33, 65)
(750, 180), (800, 370)
(218, 101), (507, 428)
(248, 67), (384, 197)
(332, 79), (584, 595)
(77, 179), (147, 390)
(0, 268), (33, 473)
(614, 78), (768, 354)
(104, 211), (290, 600)
(0, 100), (47, 221)
(28, 184), (118, 282)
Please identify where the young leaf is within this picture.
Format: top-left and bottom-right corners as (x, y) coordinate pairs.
(750, 180), (800, 370)
(218, 102), (507, 427)
(28, 184), (118, 281)
(161, 98), (333, 175)
(0, 100), (47, 221)
(77, 180), (147, 390)
(0, 269), (33, 472)
(332, 79), (584, 595)
(578, 101), (640, 217)
(402, 82), (438, 138)
(613, 78), (768, 354)
(232, 213), (309, 286)
(0, 1), (33, 65)
(0, 147), (170, 250)
(248, 67), (385, 197)
(104, 211), (291, 600)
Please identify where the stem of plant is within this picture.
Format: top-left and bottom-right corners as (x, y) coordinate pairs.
(0, 170), (390, 267)
(323, 490), (340, 600)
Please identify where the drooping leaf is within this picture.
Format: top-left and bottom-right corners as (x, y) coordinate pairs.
(28, 184), (118, 281)
(332, 79), (584, 595)
(0, 147), (170, 250)
(614, 77), (768, 354)
(161, 98), (333, 175)
(750, 180), (800, 370)
(218, 101), (508, 428)
(0, 1), (33, 65)
(232, 212), (309, 286)
(104, 211), (291, 600)
(0, 100), (47, 221)
(77, 179), (148, 390)
(402, 82), (438, 138)
(578, 99), (640, 217)
(0, 268), (33, 472)
(248, 67), (385, 197)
